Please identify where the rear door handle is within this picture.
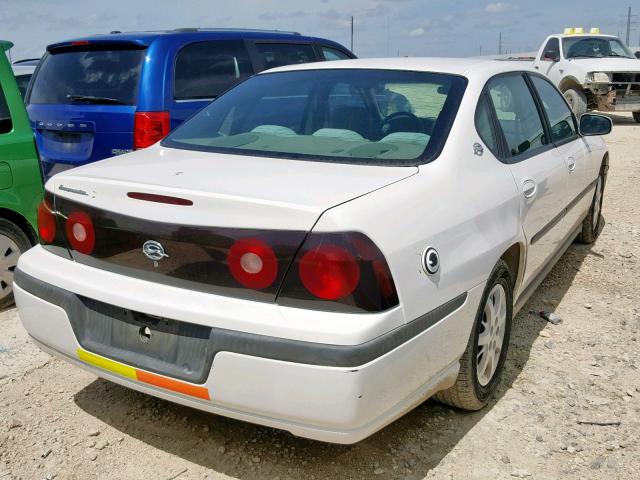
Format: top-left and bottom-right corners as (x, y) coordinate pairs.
(567, 157), (576, 172)
(522, 179), (537, 199)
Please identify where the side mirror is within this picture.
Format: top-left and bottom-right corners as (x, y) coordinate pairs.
(579, 113), (612, 136)
(635, 51), (640, 59)
(543, 51), (560, 62)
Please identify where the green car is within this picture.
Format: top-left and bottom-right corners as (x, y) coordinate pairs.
(0, 41), (43, 307)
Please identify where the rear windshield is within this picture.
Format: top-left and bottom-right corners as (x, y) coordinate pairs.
(162, 69), (467, 165)
(29, 48), (145, 105)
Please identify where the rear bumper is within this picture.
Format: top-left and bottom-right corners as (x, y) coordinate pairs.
(15, 246), (482, 443)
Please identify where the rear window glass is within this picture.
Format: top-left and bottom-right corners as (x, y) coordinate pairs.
(163, 69), (467, 165)
(29, 48), (145, 105)
(174, 40), (253, 100)
(255, 43), (316, 70)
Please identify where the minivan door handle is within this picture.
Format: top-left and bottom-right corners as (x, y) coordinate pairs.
(522, 178), (537, 199)
(567, 157), (576, 172)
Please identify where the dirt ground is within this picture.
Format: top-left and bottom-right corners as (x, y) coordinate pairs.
(1, 114), (639, 480)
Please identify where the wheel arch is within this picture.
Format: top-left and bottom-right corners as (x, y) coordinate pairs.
(0, 208), (37, 246)
(558, 76), (584, 93)
(499, 242), (524, 299)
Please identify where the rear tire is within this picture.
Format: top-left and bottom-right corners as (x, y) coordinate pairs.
(633, 112), (640, 123)
(577, 171), (605, 244)
(563, 87), (588, 117)
(0, 219), (31, 310)
(434, 260), (513, 410)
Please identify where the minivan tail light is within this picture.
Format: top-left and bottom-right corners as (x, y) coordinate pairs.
(133, 111), (170, 149)
(278, 232), (399, 312)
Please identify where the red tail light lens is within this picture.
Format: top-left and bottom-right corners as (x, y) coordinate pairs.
(65, 211), (96, 255)
(133, 111), (170, 150)
(299, 244), (360, 300)
(37, 200), (56, 243)
(278, 232), (399, 312)
(228, 238), (278, 290)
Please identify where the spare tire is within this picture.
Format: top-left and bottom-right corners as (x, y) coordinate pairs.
(563, 87), (588, 117)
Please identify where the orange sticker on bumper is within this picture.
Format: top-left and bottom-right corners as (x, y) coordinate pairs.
(76, 348), (210, 400)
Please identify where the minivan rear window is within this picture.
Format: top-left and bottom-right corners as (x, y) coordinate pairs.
(29, 48), (145, 105)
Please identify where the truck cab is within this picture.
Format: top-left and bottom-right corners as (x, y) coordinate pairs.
(533, 28), (640, 122)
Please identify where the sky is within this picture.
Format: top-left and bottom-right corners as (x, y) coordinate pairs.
(2, 0), (639, 61)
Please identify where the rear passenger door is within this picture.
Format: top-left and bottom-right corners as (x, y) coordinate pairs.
(528, 74), (593, 232)
(484, 73), (569, 289)
(170, 40), (254, 128)
(249, 41), (318, 71)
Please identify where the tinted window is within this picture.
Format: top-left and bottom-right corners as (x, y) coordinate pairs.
(487, 74), (547, 158)
(174, 41), (253, 100)
(0, 85), (12, 134)
(322, 46), (351, 61)
(541, 38), (560, 60)
(530, 75), (577, 142)
(255, 43), (316, 69)
(475, 96), (498, 152)
(15, 75), (31, 98)
(163, 69), (467, 165)
(29, 49), (145, 105)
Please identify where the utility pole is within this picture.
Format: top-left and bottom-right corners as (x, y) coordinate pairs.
(498, 32), (502, 55)
(350, 16), (354, 52)
(626, 7), (631, 45)
(479, 45), (483, 56)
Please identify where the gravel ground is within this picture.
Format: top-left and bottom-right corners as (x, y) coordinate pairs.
(1, 114), (639, 480)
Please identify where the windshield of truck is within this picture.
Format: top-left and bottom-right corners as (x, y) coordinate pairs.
(28, 47), (146, 105)
(563, 37), (634, 59)
(162, 69), (467, 165)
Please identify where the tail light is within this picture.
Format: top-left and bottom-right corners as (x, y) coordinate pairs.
(278, 232), (399, 312)
(227, 238), (278, 290)
(37, 199), (56, 243)
(64, 210), (96, 255)
(133, 111), (170, 150)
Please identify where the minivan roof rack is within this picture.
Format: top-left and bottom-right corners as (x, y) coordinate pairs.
(172, 27), (301, 35)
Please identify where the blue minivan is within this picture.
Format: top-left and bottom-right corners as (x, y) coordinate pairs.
(25, 29), (355, 179)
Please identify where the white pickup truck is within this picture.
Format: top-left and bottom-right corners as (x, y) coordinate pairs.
(533, 29), (640, 122)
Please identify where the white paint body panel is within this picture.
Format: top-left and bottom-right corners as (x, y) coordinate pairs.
(16, 57), (609, 442)
(15, 279), (483, 443)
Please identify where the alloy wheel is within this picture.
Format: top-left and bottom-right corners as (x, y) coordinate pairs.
(476, 284), (507, 386)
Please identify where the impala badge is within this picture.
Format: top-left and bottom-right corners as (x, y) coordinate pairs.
(143, 240), (169, 267)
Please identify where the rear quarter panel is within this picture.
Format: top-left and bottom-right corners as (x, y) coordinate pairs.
(314, 86), (523, 364)
(0, 52), (43, 230)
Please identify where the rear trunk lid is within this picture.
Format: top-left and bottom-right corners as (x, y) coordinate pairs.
(50, 146), (416, 300)
(27, 43), (147, 179)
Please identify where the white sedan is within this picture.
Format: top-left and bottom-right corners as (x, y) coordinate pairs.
(15, 58), (611, 443)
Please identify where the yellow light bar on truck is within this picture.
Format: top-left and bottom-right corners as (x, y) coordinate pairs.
(590, 27), (600, 34)
(564, 27), (589, 35)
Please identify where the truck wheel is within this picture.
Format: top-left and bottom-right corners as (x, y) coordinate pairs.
(434, 260), (513, 410)
(563, 88), (588, 116)
(0, 219), (32, 310)
(577, 171), (605, 244)
(633, 112), (640, 123)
